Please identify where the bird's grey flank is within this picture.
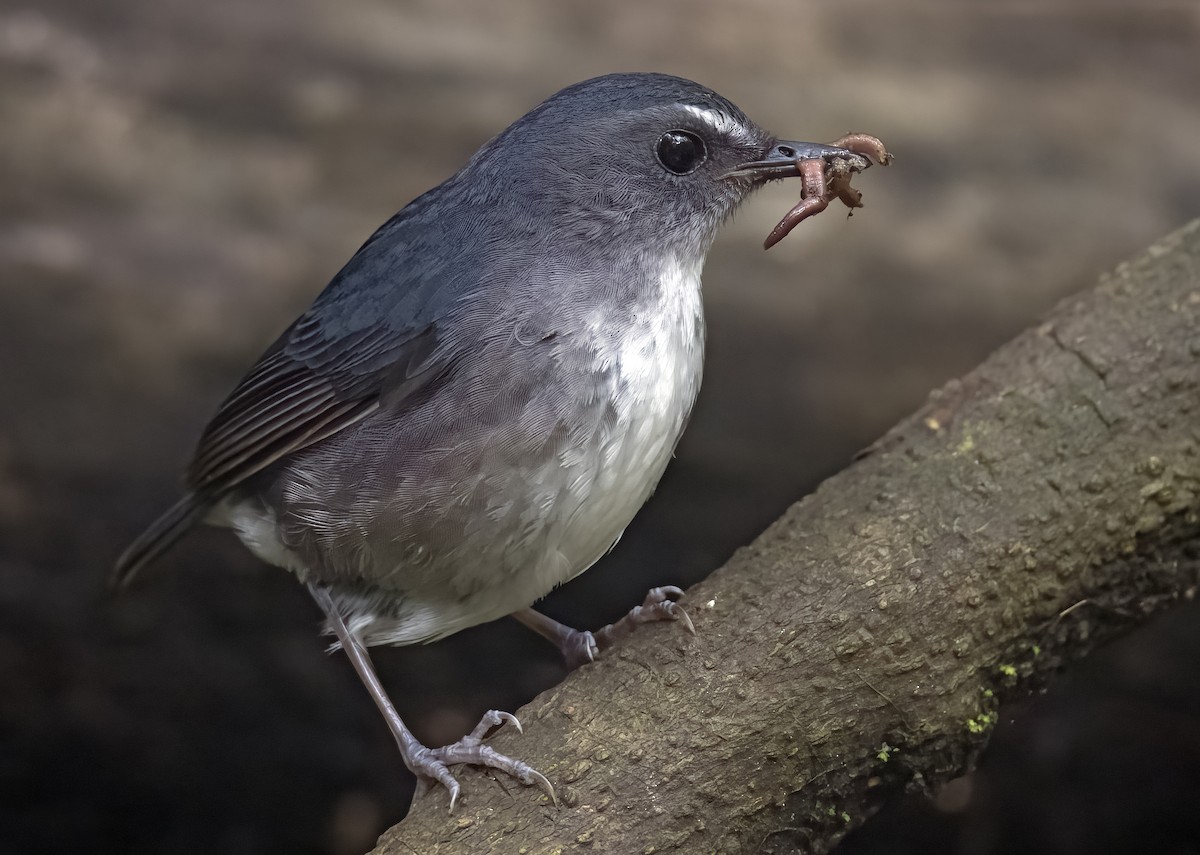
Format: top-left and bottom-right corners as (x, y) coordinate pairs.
(113, 72), (887, 810)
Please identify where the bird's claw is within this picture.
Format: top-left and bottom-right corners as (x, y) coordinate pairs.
(592, 585), (696, 650)
(409, 709), (555, 812)
(560, 629), (600, 670)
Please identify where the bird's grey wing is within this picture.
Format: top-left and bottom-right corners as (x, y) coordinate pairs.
(113, 209), (468, 587)
(186, 218), (455, 495)
(186, 317), (439, 493)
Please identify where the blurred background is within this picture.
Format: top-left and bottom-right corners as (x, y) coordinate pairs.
(3, 1), (1199, 853)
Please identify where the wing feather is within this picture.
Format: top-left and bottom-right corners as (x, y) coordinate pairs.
(114, 185), (473, 586)
(185, 316), (441, 494)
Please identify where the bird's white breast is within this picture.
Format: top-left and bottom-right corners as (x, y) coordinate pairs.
(547, 255), (706, 578)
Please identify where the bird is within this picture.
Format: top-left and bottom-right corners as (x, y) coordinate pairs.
(113, 72), (875, 809)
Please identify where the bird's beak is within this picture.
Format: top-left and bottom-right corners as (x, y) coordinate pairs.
(722, 140), (872, 181)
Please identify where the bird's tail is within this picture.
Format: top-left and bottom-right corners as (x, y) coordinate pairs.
(111, 493), (213, 590)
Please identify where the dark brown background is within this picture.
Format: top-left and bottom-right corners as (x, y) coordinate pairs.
(3, 2), (1198, 853)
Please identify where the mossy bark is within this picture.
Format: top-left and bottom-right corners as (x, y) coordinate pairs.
(373, 220), (1200, 854)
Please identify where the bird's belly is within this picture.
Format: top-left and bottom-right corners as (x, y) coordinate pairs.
(549, 365), (697, 580)
(412, 319), (703, 634)
(318, 348), (702, 647)
(257, 262), (706, 646)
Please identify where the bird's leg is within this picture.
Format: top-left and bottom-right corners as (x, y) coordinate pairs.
(309, 585), (554, 811)
(514, 586), (696, 670)
(513, 607), (599, 669)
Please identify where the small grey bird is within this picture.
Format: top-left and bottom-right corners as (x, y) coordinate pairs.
(114, 72), (877, 808)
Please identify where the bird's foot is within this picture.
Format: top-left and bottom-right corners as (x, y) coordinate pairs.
(410, 710), (555, 811)
(591, 585), (696, 653)
(553, 626), (601, 670)
(514, 586), (696, 671)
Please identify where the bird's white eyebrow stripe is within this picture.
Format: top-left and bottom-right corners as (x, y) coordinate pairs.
(680, 104), (748, 139)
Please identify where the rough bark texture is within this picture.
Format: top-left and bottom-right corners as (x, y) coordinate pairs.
(373, 221), (1200, 854)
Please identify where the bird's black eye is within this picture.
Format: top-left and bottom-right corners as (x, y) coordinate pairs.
(656, 130), (707, 175)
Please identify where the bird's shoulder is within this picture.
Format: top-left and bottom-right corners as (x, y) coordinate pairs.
(185, 205), (480, 494)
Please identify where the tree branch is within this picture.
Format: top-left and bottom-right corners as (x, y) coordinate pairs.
(373, 220), (1200, 854)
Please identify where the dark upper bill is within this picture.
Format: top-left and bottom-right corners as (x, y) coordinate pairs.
(721, 140), (875, 182)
